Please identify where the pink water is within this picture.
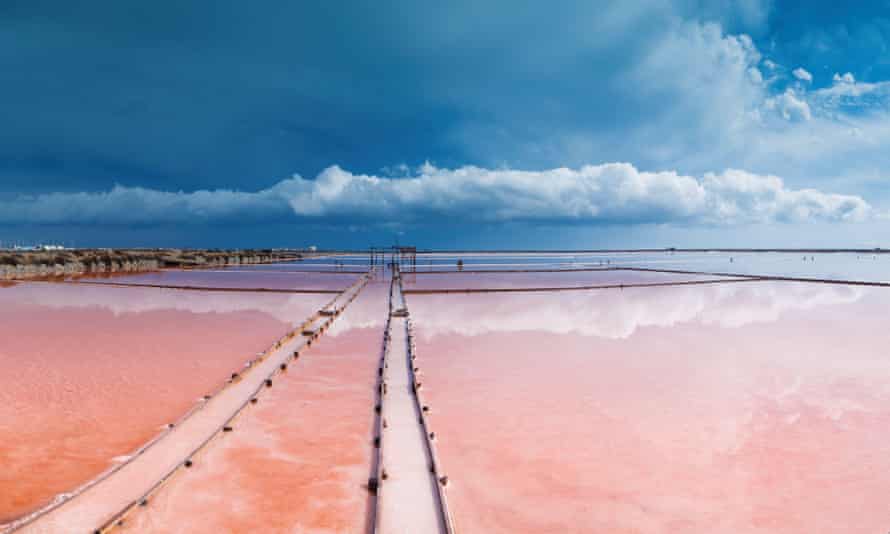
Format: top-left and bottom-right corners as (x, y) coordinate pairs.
(0, 282), (327, 524)
(403, 269), (739, 291)
(74, 269), (360, 291)
(410, 281), (890, 533)
(117, 283), (387, 533)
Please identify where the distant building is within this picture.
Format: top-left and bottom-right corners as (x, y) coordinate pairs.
(9, 244), (66, 251)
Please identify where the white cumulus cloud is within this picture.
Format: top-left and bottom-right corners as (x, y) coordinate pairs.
(792, 67), (813, 83)
(833, 72), (856, 84)
(768, 88), (813, 122)
(0, 163), (872, 227)
(748, 67), (764, 84)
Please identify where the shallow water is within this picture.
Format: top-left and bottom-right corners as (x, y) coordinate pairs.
(74, 269), (360, 291)
(234, 257), (372, 271)
(634, 251), (890, 283)
(290, 251), (890, 283)
(409, 281), (890, 533)
(404, 269), (738, 291)
(117, 283), (387, 533)
(0, 283), (327, 523)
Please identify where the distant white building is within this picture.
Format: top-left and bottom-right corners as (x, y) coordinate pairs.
(10, 244), (66, 251)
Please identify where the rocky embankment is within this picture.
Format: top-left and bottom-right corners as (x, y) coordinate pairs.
(0, 249), (305, 280)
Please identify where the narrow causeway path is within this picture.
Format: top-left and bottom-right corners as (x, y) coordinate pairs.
(374, 271), (451, 534)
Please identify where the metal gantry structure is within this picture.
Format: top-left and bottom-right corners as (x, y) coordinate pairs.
(369, 246), (417, 272)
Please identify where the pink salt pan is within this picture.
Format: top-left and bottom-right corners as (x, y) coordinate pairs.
(403, 269), (740, 292)
(0, 283), (327, 526)
(116, 283), (388, 533)
(79, 270), (359, 291)
(410, 282), (890, 533)
(12, 278), (366, 532)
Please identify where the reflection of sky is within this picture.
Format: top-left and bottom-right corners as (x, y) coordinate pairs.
(75, 269), (357, 291)
(0, 277), (383, 339)
(403, 269), (740, 291)
(409, 281), (866, 339)
(640, 251), (890, 283)
(264, 251), (890, 283)
(0, 282), (330, 328)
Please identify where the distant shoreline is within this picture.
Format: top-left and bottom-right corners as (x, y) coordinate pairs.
(0, 249), (310, 280)
(329, 248), (889, 254)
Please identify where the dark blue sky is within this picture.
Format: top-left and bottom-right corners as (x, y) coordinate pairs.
(2, 1), (889, 248)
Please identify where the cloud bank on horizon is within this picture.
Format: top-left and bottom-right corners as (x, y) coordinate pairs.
(1, 0), (890, 246)
(0, 163), (873, 227)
